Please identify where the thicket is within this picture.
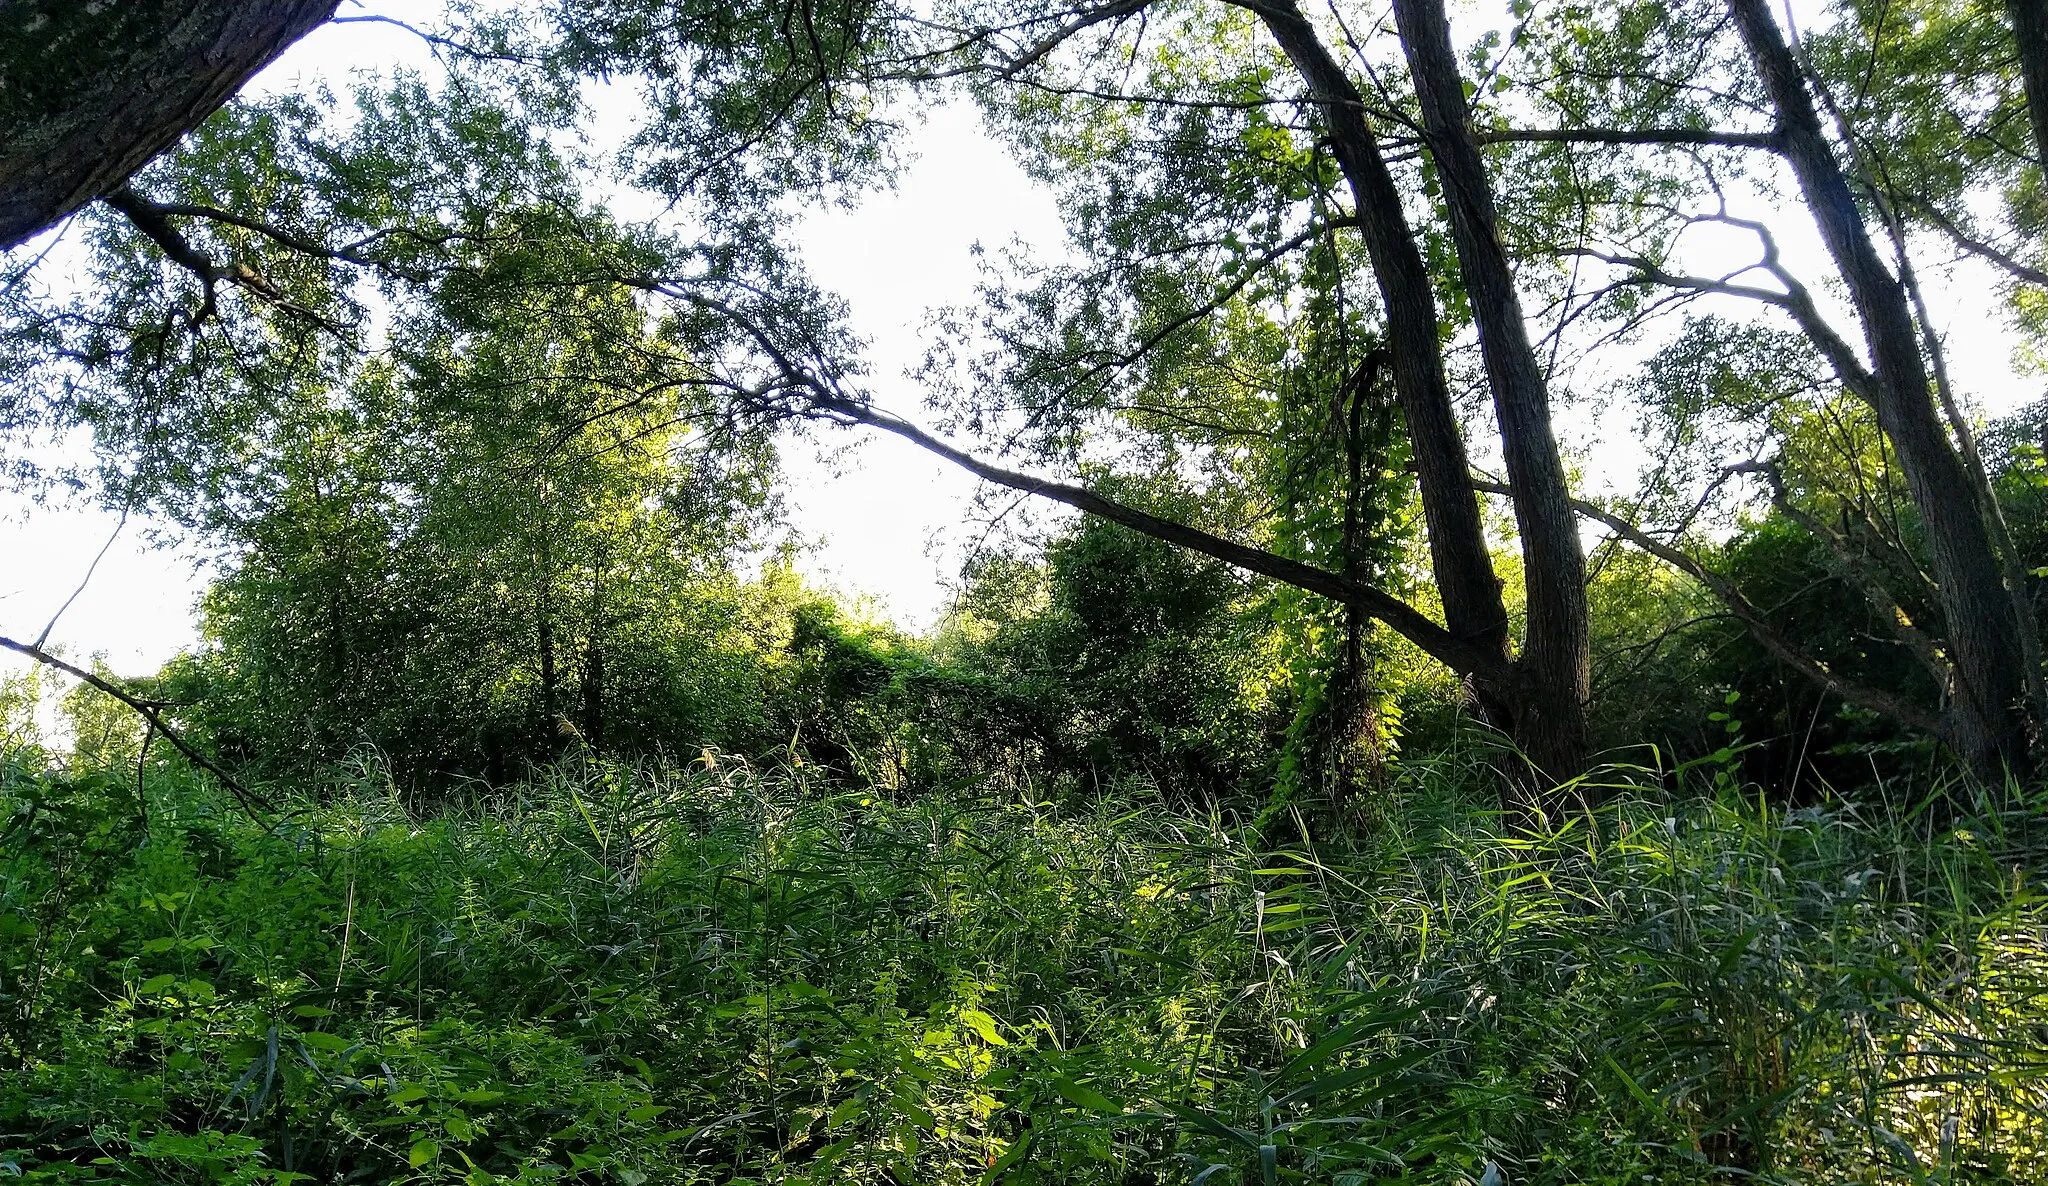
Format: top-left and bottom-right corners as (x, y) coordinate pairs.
(4, 727), (2047, 1184)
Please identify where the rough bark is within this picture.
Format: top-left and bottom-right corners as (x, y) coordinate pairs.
(0, 0), (339, 250)
(1730, 0), (2029, 769)
(1390, 0), (1592, 782)
(2007, 0), (2048, 174)
(1246, 1), (1517, 716)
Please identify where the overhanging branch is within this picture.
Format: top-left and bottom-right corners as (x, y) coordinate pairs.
(104, 186), (350, 335)
(0, 633), (271, 819)
(621, 268), (1507, 681)
(1470, 479), (1945, 733)
(815, 397), (1508, 682)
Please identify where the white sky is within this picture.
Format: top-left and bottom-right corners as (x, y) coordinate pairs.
(0, 19), (1062, 677)
(778, 100), (1068, 625)
(1, 4), (2040, 682)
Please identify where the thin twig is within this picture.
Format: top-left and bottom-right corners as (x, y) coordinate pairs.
(0, 634), (271, 819)
(1469, 479), (1944, 733)
(34, 502), (129, 650)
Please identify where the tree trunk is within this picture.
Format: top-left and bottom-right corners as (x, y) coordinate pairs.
(581, 564), (605, 755)
(0, 0), (339, 250)
(1729, 0), (2030, 769)
(581, 641), (605, 756)
(1251, 1), (1517, 721)
(2007, 0), (2048, 173)
(1390, 0), (1592, 783)
(537, 535), (558, 725)
(538, 606), (557, 719)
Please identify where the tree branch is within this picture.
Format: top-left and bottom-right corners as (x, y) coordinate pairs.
(329, 13), (533, 64)
(1905, 199), (2048, 287)
(789, 395), (1508, 681)
(1473, 127), (1780, 150)
(615, 269), (1510, 682)
(1722, 459), (1950, 687)
(1562, 243), (1878, 403)
(995, 0), (1150, 78)
(103, 186), (349, 335)
(1470, 479), (1944, 733)
(0, 634), (271, 818)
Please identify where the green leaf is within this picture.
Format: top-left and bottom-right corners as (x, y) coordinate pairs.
(1162, 1102), (1259, 1151)
(1054, 1078), (1124, 1115)
(1271, 1048), (1434, 1108)
(409, 1140), (438, 1168)
(829, 1096), (866, 1129)
(959, 1008), (1008, 1046)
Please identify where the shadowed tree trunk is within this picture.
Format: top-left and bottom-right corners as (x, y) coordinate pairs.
(580, 640), (605, 755)
(1245, 2), (1521, 737)
(0, 0), (338, 250)
(1389, 0), (1591, 784)
(1252, 0), (1590, 784)
(536, 531), (558, 729)
(581, 562), (606, 755)
(2007, 0), (2048, 173)
(1730, 0), (2030, 769)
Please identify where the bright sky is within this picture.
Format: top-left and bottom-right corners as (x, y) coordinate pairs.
(0, 18), (1063, 678)
(0, 4), (2040, 682)
(780, 101), (1068, 625)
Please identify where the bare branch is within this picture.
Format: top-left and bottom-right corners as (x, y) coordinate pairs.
(330, 13), (533, 64)
(1563, 243), (1878, 403)
(1906, 199), (2048, 287)
(1473, 127), (1780, 150)
(1471, 479), (1945, 733)
(0, 634), (272, 819)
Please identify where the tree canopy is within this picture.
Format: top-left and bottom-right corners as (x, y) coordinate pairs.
(5, 0), (2048, 793)
(10, 5), (2048, 1183)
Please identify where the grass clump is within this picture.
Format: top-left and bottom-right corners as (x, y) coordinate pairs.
(2, 751), (2046, 1184)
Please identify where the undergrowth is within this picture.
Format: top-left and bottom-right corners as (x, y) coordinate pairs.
(2, 749), (2046, 1183)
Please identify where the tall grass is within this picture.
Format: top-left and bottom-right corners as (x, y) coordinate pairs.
(2, 747), (2045, 1183)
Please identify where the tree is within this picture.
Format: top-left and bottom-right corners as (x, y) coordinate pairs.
(0, 0), (339, 249)
(6, 0), (2043, 791)
(1470, 0), (2044, 769)
(172, 210), (782, 786)
(1387, 0), (1590, 775)
(906, 0), (1594, 783)
(1727, 0), (2026, 765)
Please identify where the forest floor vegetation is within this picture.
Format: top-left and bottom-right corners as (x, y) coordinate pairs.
(3, 745), (2046, 1184)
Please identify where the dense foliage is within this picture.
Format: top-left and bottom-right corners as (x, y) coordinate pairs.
(9, 0), (2048, 1179)
(5, 731), (2047, 1184)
